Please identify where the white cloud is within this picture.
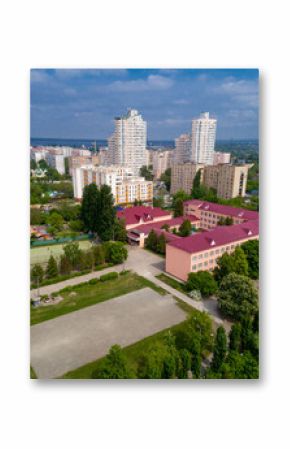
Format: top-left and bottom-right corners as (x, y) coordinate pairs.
(173, 99), (190, 105)
(30, 70), (51, 84)
(109, 75), (174, 92)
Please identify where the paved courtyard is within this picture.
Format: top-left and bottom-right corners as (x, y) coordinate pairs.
(31, 287), (186, 379)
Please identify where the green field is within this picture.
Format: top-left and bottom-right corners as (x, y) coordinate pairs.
(30, 240), (92, 266)
(30, 272), (167, 326)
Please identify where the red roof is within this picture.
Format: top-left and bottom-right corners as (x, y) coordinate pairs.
(117, 206), (171, 226)
(130, 215), (200, 235)
(167, 219), (259, 254)
(184, 199), (259, 221)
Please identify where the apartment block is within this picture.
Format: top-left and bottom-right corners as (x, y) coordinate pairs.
(174, 133), (192, 163)
(170, 162), (204, 195)
(72, 164), (152, 205)
(191, 112), (217, 165)
(213, 151), (231, 165)
(152, 150), (173, 179)
(203, 164), (250, 199)
(107, 109), (147, 175)
(46, 152), (65, 174)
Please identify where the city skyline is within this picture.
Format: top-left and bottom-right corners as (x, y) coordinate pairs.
(30, 69), (259, 140)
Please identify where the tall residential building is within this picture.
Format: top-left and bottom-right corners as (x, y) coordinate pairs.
(191, 112), (217, 165)
(107, 109), (147, 175)
(145, 148), (155, 167)
(213, 151), (231, 165)
(170, 162), (204, 195)
(152, 150), (172, 179)
(174, 133), (191, 163)
(72, 164), (153, 205)
(203, 164), (250, 199)
(46, 152), (65, 174)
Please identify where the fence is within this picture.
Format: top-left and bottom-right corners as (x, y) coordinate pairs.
(30, 234), (93, 248)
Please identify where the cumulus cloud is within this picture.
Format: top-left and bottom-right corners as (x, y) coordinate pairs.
(109, 75), (174, 92)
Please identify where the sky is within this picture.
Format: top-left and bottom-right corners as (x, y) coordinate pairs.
(30, 68), (259, 140)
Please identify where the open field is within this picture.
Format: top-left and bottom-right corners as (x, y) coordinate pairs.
(30, 272), (167, 325)
(31, 287), (186, 378)
(30, 240), (92, 266)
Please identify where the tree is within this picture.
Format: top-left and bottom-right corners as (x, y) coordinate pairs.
(139, 165), (153, 181)
(160, 168), (171, 191)
(241, 239), (259, 279)
(211, 326), (227, 372)
(30, 208), (46, 225)
(217, 273), (258, 321)
(113, 218), (127, 242)
(156, 233), (167, 255)
(173, 198), (183, 217)
(93, 245), (106, 265)
(190, 335), (202, 378)
(81, 184), (100, 233)
(45, 255), (58, 279)
(145, 229), (158, 252)
(31, 264), (44, 283)
(92, 345), (134, 379)
(217, 216), (233, 226)
(105, 241), (128, 264)
(38, 159), (48, 170)
(69, 219), (84, 232)
(214, 246), (249, 283)
(64, 157), (70, 176)
(98, 185), (116, 241)
(138, 343), (167, 379)
(30, 159), (37, 170)
(219, 351), (259, 379)
(172, 190), (190, 217)
(47, 212), (64, 233)
(186, 271), (218, 297)
(63, 242), (81, 270)
(229, 323), (241, 352)
(179, 219), (192, 237)
(59, 254), (72, 274)
(161, 223), (170, 232)
(178, 348), (192, 379)
(232, 247), (249, 277)
(153, 196), (165, 208)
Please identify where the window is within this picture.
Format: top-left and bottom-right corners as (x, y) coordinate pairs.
(192, 265), (197, 271)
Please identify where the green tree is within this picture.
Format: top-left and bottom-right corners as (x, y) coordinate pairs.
(113, 218), (127, 242)
(156, 233), (167, 255)
(81, 184), (100, 233)
(145, 229), (158, 252)
(105, 241), (128, 264)
(214, 252), (236, 283)
(211, 326), (227, 372)
(63, 242), (81, 270)
(160, 168), (171, 191)
(38, 159), (48, 170)
(161, 223), (170, 231)
(138, 343), (167, 379)
(190, 335), (202, 378)
(31, 264), (44, 284)
(241, 239), (259, 279)
(186, 271), (218, 297)
(30, 159), (37, 170)
(64, 157), (70, 176)
(172, 190), (190, 217)
(92, 345), (134, 379)
(69, 219), (84, 232)
(98, 185), (116, 241)
(30, 208), (46, 225)
(232, 247), (249, 277)
(179, 219), (192, 237)
(45, 255), (58, 279)
(153, 196), (165, 208)
(217, 273), (258, 321)
(47, 212), (64, 232)
(93, 245), (106, 265)
(59, 254), (72, 274)
(178, 348), (192, 379)
(229, 323), (241, 352)
(140, 165), (153, 181)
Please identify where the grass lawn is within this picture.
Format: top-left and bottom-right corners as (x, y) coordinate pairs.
(30, 272), (167, 326)
(156, 273), (188, 295)
(60, 309), (194, 379)
(30, 240), (92, 266)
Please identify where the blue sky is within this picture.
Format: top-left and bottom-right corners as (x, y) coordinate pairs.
(30, 69), (259, 140)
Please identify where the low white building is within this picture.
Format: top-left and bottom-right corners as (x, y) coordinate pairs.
(46, 152), (65, 174)
(72, 164), (153, 205)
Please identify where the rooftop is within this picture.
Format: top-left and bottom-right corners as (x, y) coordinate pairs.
(184, 199), (259, 221)
(130, 215), (200, 236)
(167, 219), (259, 254)
(117, 206), (171, 226)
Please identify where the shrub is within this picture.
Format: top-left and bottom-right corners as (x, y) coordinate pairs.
(100, 272), (119, 282)
(88, 278), (99, 285)
(120, 270), (131, 276)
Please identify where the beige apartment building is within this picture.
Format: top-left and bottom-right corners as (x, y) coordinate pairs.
(174, 133), (191, 163)
(203, 163), (250, 199)
(170, 162), (204, 195)
(152, 150), (173, 179)
(213, 151), (231, 165)
(72, 164), (153, 205)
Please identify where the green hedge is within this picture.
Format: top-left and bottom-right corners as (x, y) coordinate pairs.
(99, 272), (119, 282)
